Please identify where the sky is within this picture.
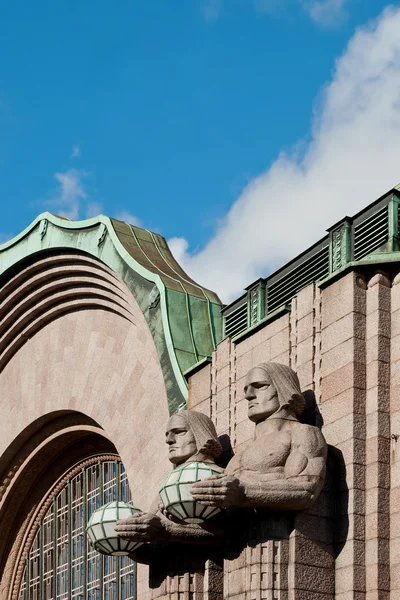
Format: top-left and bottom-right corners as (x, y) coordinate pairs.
(1, 0), (400, 302)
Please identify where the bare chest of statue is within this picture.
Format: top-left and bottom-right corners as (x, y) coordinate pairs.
(226, 430), (292, 476)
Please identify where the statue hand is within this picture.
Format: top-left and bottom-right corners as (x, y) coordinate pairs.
(191, 474), (245, 507)
(115, 512), (167, 542)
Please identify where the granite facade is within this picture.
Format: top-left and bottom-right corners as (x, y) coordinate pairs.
(0, 253), (398, 599)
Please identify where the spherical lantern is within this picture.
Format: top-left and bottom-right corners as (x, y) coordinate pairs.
(159, 462), (222, 524)
(86, 501), (142, 556)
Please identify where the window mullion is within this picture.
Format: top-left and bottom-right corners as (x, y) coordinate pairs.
(52, 501), (56, 600)
(39, 521), (43, 600)
(68, 480), (72, 600)
(99, 461), (104, 600)
(83, 468), (88, 600)
(116, 460), (121, 600)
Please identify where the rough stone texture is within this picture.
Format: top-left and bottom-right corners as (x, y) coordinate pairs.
(321, 273), (367, 600)
(186, 271), (400, 600)
(365, 274), (391, 600)
(4, 250), (400, 599)
(391, 273), (400, 600)
(0, 261), (171, 599)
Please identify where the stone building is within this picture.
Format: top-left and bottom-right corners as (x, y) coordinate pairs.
(1, 185), (400, 599)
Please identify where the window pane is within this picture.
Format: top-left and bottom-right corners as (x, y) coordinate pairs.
(19, 459), (136, 600)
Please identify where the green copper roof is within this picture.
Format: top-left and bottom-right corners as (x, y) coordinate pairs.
(0, 213), (223, 413)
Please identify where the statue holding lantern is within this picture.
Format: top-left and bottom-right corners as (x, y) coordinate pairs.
(115, 410), (225, 549)
(115, 362), (327, 555)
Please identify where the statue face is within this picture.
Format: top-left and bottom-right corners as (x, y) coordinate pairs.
(244, 367), (280, 423)
(165, 414), (197, 465)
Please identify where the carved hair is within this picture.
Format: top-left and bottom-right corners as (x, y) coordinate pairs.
(175, 410), (223, 460)
(255, 363), (306, 416)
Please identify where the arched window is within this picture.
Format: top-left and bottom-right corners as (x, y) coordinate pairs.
(18, 457), (136, 600)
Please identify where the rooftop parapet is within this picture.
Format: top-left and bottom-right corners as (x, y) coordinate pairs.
(222, 185), (400, 341)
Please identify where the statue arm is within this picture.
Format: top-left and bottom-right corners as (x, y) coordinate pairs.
(115, 497), (222, 550)
(192, 425), (327, 510)
(157, 508), (223, 542)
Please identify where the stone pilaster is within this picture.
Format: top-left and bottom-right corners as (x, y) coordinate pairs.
(365, 273), (391, 600)
(320, 272), (367, 600)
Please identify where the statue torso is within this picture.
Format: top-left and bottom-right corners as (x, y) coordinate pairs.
(225, 425), (297, 476)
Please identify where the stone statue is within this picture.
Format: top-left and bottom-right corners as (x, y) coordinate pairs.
(115, 410), (224, 549)
(191, 362), (327, 511)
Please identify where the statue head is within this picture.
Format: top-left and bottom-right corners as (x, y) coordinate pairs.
(165, 410), (223, 466)
(244, 362), (306, 423)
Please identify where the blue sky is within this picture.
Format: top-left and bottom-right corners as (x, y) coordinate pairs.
(1, 1), (400, 300)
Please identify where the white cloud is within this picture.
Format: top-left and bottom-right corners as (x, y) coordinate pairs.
(301, 0), (348, 26)
(168, 237), (190, 265)
(201, 0), (223, 21)
(200, 0), (349, 24)
(114, 210), (142, 227)
(86, 202), (103, 218)
(48, 169), (87, 220)
(169, 6), (400, 303)
(70, 145), (81, 158)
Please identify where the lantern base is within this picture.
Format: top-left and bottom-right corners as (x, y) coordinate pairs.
(184, 517), (205, 524)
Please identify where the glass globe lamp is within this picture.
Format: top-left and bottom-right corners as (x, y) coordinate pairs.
(86, 500), (142, 556)
(159, 461), (222, 524)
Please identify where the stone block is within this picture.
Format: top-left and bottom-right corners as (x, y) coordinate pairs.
(235, 335), (256, 358)
(390, 537), (400, 565)
(215, 338), (231, 369)
(335, 437), (365, 466)
(260, 313), (290, 341)
(390, 334), (400, 364)
(365, 538), (390, 566)
(365, 435), (390, 464)
(191, 397), (211, 417)
(234, 418), (254, 447)
(273, 351), (290, 365)
(365, 562), (390, 592)
(295, 514), (333, 544)
(215, 407), (230, 433)
(367, 279), (391, 314)
(321, 337), (365, 378)
(321, 362), (366, 401)
(322, 312), (365, 353)
(365, 462), (390, 491)
(189, 363), (211, 408)
(270, 328), (290, 359)
(365, 511), (390, 540)
(335, 564), (366, 593)
(235, 397), (248, 424)
(296, 312), (314, 343)
(296, 283), (315, 319)
(215, 385), (230, 413)
(296, 337), (314, 366)
(291, 533), (334, 568)
(296, 361), (314, 391)
(216, 364), (230, 391)
(320, 387), (365, 425)
(334, 538), (365, 567)
(293, 564), (334, 594)
(366, 386), (390, 415)
(366, 339), (390, 364)
(251, 340), (271, 365)
(368, 309), (391, 339)
(323, 415), (365, 447)
(391, 308), (400, 339)
(366, 411), (390, 439)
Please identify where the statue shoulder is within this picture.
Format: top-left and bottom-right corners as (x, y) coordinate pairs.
(291, 423), (327, 458)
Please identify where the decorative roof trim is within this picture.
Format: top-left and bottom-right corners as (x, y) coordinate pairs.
(0, 213), (222, 413)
